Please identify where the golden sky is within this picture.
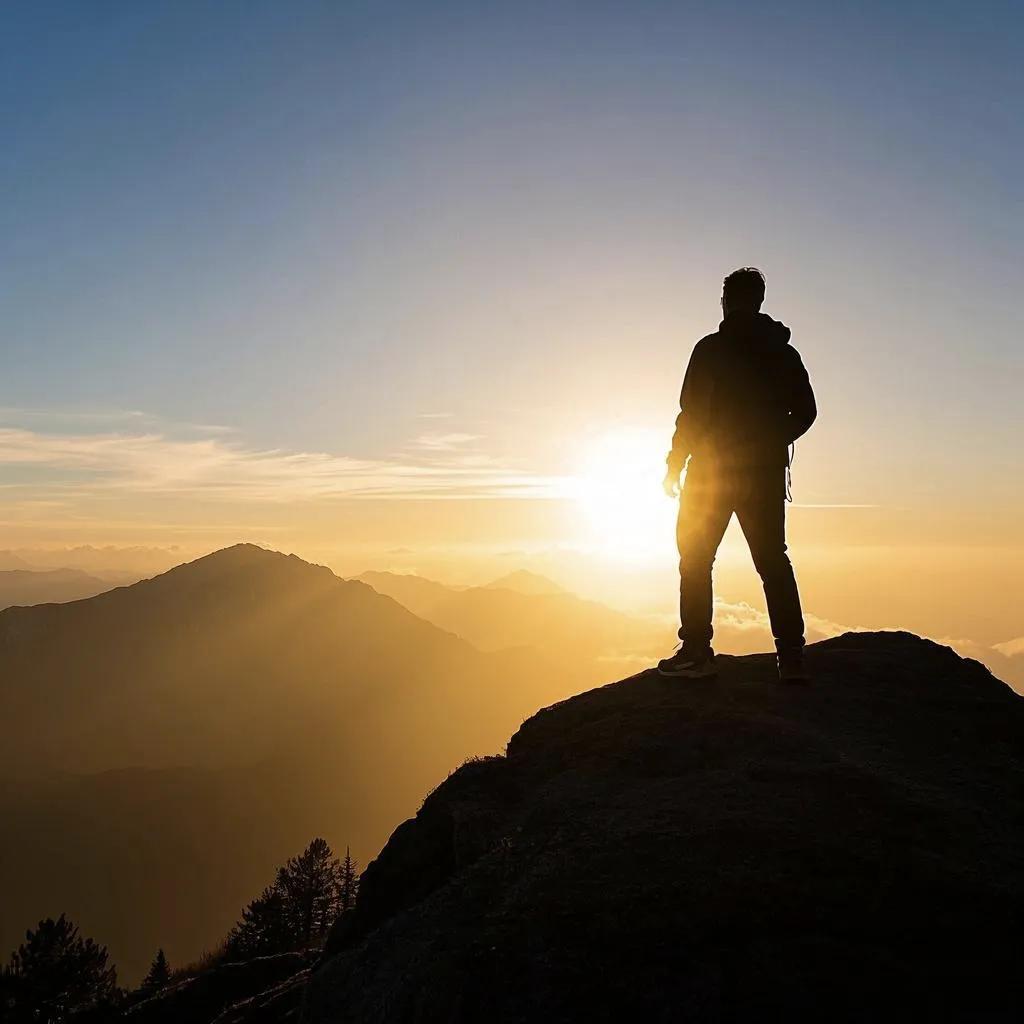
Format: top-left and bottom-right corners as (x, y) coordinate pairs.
(2, 4), (1021, 673)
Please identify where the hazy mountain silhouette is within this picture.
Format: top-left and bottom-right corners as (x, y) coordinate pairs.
(2, 544), (179, 577)
(482, 569), (567, 596)
(0, 550), (34, 570)
(0, 545), (582, 983)
(354, 570), (466, 618)
(306, 633), (1023, 1022)
(356, 569), (664, 660)
(0, 568), (113, 609)
(0, 545), (480, 776)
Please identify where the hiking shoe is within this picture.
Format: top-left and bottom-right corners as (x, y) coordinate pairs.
(777, 647), (810, 683)
(658, 647), (717, 678)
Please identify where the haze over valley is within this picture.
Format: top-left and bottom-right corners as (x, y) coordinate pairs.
(0, 544), (645, 982)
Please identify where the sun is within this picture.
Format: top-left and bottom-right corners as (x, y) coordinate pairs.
(569, 428), (678, 563)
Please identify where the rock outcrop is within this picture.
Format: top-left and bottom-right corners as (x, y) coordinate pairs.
(307, 632), (1024, 1022)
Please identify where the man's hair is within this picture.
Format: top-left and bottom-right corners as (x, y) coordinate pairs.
(722, 267), (766, 311)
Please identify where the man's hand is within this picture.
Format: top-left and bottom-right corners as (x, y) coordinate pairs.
(662, 468), (680, 498)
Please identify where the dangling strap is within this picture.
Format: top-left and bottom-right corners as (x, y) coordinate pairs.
(785, 442), (795, 502)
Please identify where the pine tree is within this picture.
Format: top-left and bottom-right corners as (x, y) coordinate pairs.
(2, 914), (116, 1022)
(338, 846), (360, 913)
(276, 837), (342, 947)
(222, 837), (350, 961)
(141, 948), (171, 992)
(223, 884), (291, 961)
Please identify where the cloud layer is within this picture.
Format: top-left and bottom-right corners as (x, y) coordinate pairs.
(0, 424), (567, 503)
(711, 598), (1024, 695)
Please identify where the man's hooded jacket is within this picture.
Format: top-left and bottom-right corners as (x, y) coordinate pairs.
(667, 311), (816, 478)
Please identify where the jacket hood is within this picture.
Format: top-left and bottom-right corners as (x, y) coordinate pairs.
(718, 311), (791, 345)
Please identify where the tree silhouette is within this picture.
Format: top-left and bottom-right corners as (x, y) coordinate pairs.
(339, 846), (360, 913)
(224, 884), (291, 961)
(141, 947), (171, 992)
(1, 914), (116, 1022)
(277, 837), (342, 947)
(223, 837), (348, 961)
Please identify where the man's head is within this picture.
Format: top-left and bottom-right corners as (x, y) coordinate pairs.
(721, 267), (765, 315)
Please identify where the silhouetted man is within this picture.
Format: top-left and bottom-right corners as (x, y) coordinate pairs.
(659, 268), (816, 682)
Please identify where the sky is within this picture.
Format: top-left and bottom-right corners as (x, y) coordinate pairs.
(1, 2), (1022, 657)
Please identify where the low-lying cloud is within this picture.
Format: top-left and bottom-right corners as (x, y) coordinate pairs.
(711, 599), (1024, 694)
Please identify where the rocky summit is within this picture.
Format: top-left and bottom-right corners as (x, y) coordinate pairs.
(306, 632), (1024, 1023)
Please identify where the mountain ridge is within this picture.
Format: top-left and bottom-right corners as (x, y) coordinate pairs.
(356, 567), (664, 659)
(482, 569), (567, 595)
(0, 567), (113, 609)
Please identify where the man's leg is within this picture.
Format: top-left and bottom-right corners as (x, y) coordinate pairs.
(676, 476), (733, 653)
(734, 471), (805, 651)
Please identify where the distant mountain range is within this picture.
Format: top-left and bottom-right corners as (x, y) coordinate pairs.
(355, 569), (665, 662)
(482, 569), (567, 596)
(0, 545), (594, 983)
(0, 568), (113, 609)
(0, 550), (35, 570)
(0, 545), (179, 577)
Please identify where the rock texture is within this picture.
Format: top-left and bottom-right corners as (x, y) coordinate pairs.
(123, 953), (313, 1023)
(307, 632), (1024, 1023)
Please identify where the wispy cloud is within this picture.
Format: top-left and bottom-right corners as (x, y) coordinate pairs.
(407, 432), (482, 452)
(0, 407), (236, 435)
(0, 425), (567, 502)
(0, 406), (149, 425)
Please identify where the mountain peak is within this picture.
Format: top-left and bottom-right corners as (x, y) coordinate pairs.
(0, 550), (34, 570)
(186, 542), (306, 568)
(142, 543), (338, 590)
(309, 631), (1023, 1022)
(483, 569), (565, 596)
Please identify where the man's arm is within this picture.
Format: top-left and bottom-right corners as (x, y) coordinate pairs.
(664, 340), (710, 493)
(784, 348), (816, 443)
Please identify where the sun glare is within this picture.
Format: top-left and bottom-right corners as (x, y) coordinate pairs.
(570, 429), (677, 563)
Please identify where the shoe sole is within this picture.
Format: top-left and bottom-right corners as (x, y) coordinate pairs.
(658, 664), (718, 679)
